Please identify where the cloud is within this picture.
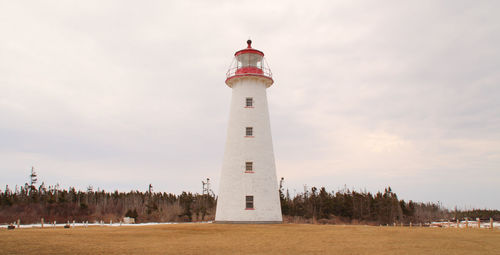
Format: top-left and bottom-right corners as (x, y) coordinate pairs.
(1, 0), (499, 209)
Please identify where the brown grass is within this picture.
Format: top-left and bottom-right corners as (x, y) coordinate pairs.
(1, 224), (499, 255)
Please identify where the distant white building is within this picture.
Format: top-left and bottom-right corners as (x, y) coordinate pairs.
(123, 217), (135, 224)
(215, 40), (282, 223)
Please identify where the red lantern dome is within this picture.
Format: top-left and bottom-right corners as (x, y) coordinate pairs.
(225, 40), (273, 87)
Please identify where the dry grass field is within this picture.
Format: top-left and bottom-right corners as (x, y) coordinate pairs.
(0, 224), (499, 255)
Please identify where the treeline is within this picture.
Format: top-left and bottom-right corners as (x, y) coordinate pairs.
(279, 185), (500, 224)
(280, 186), (443, 225)
(453, 209), (500, 221)
(0, 181), (215, 224)
(1, 170), (499, 225)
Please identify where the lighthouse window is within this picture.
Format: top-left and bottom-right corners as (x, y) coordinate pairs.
(246, 196), (254, 209)
(245, 127), (253, 136)
(246, 97), (253, 107)
(245, 162), (253, 172)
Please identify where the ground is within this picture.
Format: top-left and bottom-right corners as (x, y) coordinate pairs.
(0, 224), (499, 254)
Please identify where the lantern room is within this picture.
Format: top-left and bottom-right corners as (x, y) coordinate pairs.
(226, 40), (273, 87)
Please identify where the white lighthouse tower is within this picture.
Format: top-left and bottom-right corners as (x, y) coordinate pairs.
(215, 40), (282, 224)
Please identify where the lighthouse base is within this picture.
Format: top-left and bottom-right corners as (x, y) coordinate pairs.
(214, 220), (282, 224)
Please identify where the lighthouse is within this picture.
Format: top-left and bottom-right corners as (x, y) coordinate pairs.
(215, 40), (282, 224)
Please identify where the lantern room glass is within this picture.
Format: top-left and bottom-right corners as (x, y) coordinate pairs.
(237, 53), (263, 69)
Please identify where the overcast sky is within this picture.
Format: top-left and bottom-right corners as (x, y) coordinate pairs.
(1, 0), (499, 209)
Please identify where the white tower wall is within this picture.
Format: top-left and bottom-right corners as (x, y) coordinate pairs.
(215, 76), (282, 223)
